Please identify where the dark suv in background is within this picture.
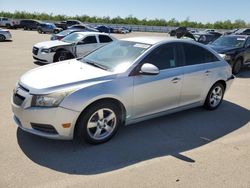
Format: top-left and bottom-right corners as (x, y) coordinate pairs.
(20, 19), (42, 30)
(208, 35), (250, 74)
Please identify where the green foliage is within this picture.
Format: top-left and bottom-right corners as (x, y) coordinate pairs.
(0, 11), (249, 29)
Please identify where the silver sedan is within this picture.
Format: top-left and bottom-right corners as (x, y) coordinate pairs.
(0, 28), (12, 41)
(11, 37), (234, 144)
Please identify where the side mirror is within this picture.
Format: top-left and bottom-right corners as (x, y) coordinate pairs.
(77, 41), (85, 45)
(140, 63), (159, 75)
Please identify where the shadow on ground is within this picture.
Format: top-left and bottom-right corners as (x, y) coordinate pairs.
(17, 101), (250, 175)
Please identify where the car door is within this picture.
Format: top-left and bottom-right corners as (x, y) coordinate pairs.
(76, 35), (99, 57)
(179, 43), (219, 106)
(243, 38), (250, 63)
(132, 43), (184, 119)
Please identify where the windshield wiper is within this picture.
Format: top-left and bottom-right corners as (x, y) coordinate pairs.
(85, 61), (109, 71)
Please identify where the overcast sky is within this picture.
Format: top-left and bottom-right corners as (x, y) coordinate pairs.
(0, 0), (249, 23)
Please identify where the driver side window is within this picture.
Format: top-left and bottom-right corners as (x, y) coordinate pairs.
(142, 43), (177, 70)
(245, 38), (250, 47)
(81, 36), (97, 44)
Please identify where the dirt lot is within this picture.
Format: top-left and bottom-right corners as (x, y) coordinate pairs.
(0, 30), (250, 188)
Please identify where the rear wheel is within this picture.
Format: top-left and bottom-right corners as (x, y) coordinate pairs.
(232, 59), (242, 75)
(204, 83), (225, 110)
(75, 102), (121, 144)
(23, 26), (28, 30)
(0, 34), (6, 41)
(38, 29), (42, 34)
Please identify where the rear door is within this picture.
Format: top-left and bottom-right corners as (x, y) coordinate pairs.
(98, 34), (113, 47)
(179, 43), (219, 106)
(76, 35), (99, 57)
(132, 43), (184, 119)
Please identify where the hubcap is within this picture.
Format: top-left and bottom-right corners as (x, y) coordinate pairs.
(87, 108), (117, 140)
(58, 54), (67, 61)
(209, 86), (223, 107)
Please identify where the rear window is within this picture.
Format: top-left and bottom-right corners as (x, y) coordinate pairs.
(99, 35), (113, 43)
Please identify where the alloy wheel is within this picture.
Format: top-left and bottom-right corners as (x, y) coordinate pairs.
(86, 108), (117, 141)
(209, 86), (223, 107)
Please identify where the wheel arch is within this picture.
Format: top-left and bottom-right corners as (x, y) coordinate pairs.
(74, 97), (127, 138)
(53, 48), (74, 62)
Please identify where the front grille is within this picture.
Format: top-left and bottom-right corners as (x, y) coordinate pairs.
(32, 47), (39, 55)
(31, 123), (58, 134)
(13, 93), (25, 106)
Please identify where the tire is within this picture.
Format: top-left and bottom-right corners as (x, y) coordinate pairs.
(204, 82), (225, 110)
(75, 101), (122, 144)
(23, 26), (28, 30)
(232, 59), (242, 75)
(53, 50), (73, 62)
(38, 29), (42, 34)
(0, 34), (6, 41)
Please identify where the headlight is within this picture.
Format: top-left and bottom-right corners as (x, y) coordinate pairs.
(219, 54), (231, 61)
(41, 47), (55, 53)
(31, 90), (74, 107)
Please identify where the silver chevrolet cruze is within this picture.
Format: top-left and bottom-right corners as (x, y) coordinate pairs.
(12, 37), (234, 144)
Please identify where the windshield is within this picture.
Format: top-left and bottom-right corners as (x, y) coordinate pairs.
(58, 30), (72, 36)
(81, 40), (151, 72)
(62, 33), (84, 43)
(211, 36), (246, 48)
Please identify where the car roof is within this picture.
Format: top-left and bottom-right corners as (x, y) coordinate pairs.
(73, 31), (111, 36)
(121, 36), (176, 45)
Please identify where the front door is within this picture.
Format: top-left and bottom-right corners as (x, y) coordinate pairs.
(76, 36), (99, 57)
(132, 43), (184, 119)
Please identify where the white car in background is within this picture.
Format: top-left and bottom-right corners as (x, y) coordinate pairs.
(32, 32), (116, 63)
(0, 28), (12, 41)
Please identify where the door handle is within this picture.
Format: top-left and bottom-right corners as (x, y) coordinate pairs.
(171, 77), (181, 83)
(205, 70), (212, 75)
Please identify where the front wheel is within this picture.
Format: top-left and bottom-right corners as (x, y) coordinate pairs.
(204, 83), (225, 110)
(53, 50), (73, 62)
(75, 102), (121, 144)
(0, 34), (6, 41)
(38, 29), (42, 34)
(232, 59), (242, 75)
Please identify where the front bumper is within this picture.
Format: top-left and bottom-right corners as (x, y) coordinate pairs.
(11, 88), (80, 140)
(226, 75), (235, 91)
(32, 47), (55, 63)
(5, 33), (12, 40)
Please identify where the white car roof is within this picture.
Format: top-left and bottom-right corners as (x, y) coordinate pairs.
(121, 36), (176, 45)
(73, 31), (110, 36)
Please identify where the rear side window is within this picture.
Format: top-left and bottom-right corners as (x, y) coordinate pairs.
(182, 43), (218, 65)
(99, 35), (113, 43)
(142, 43), (178, 70)
(82, 36), (97, 44)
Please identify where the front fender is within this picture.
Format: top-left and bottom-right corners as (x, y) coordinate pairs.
(60, 77), (134, 120)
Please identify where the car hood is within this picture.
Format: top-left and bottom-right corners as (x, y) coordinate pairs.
(19, 59), (116, 94)
(207, 45), (241, 54)
(34, 40), (71, 48)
